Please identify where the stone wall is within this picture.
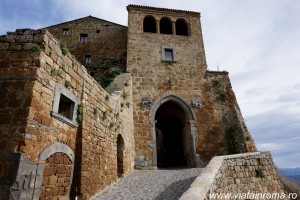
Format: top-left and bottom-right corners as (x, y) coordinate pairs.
(180, 152), (288, 200)
(45, 16), (127, 67)
(0, 29), (134, 199)
(205, 71), (257, 156)
(0, 29), (43, 199)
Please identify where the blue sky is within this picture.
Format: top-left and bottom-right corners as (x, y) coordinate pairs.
(1, 0), (299, 168)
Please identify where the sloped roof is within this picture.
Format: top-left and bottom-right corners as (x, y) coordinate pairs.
(44, 15), (127, 29)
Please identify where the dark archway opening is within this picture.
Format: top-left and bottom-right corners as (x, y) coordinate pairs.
(143, 16), (157, 33)
(176, 19), (188, 36)
(155, 101), (189, 167)
(117, 134), (124, 177)
(160, 18), (173, 34)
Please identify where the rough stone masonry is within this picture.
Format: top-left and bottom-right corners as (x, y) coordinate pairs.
(0, 4), (264, 200)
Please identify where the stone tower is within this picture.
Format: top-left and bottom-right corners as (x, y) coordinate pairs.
(127, 5), (256, 169)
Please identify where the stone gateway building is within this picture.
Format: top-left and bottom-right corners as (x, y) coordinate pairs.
(0, 4), (276, 200)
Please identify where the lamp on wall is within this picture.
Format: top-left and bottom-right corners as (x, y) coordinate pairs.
(141, 96), (152, 107)
(191, 97), (202, 108)
(167, 78), (173, 87)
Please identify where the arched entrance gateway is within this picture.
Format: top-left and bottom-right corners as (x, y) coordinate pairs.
(150, 95), (201, 168)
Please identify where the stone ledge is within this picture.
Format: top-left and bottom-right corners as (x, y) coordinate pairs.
(51, 111), (79, 128)
(179, 152), (269, 200)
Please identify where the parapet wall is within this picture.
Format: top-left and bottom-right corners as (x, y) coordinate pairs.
(180, 152), (288, 200)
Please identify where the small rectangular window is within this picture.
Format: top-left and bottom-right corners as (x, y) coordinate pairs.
(161, 46), (177, 62)
(58, 94), (75, 120)
(62, 28), (69, 36)
(80, 34), (88, 43)
(164, 49), (173, 61)
(51, 83), (80, 128)
(85, 55), (92, 64)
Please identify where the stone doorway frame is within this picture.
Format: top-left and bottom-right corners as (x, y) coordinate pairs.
(149, 94), (202, 168)
(33, 142), (75, 198)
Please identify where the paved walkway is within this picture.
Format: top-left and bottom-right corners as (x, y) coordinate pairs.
(91, 168), (203, 200)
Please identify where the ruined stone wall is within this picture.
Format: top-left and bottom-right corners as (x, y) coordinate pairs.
(180, 152), (288, 200)
(45, 16), (128, 66)
(204, 72), (257, 158)
(0, 29), (134, 199)
(127, 5), (256, 168)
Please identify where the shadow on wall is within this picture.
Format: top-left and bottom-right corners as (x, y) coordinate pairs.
(70, 118), (83, 198)
(154, 176), (197, 200)
(222, 107), (248, 154)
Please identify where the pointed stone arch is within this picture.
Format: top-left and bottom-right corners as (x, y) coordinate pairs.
(150, 94), (196, 121)
(149, 94), (201, 167)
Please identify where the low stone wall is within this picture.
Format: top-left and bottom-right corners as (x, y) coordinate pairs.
(180, 152), (287, 200)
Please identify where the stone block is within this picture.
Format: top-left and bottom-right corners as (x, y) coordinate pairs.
(48, 175), (58, 185)
(33, 34), (45, 43)
(10, 190), (21, 200)
(23, 179), (30, 190)
(56, 166), (66, 174)
(43, 167), (55, 176)
(54, 155), (64, 164)
(16, 35), (33, 43)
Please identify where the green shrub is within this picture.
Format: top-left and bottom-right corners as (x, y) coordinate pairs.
(61, 43), (68, 56)
(77, 103), (84, 122)
(51, 68), (61, 77)
(65, 80), (71, 88)
(32, 43), (42, 52)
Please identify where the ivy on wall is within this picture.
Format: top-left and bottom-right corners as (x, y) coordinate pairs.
(85, 60), (126, 89)
(225, 127), (241, 154)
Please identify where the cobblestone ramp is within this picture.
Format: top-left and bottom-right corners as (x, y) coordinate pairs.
(91, 168), (203, 200)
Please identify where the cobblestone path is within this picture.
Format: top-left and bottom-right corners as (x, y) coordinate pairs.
(91, 168), (202, 200)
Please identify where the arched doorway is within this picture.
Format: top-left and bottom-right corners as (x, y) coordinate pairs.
(150, 95), (201, 168)
(40, 152), (72, 199)
(36, 143), (75, 199)
(117, 134), (124, 177)
(155, 101), (188, 167)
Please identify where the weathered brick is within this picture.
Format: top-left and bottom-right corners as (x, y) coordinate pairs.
(43, 167), (55, 176)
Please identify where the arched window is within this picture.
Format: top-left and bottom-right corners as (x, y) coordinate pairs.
(160, 18), (172, 34)
(176, 19), (188, 36)
(143, 16), (156, 33)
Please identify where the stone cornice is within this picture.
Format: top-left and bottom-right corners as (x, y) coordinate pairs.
(127, 4), (200, 17)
